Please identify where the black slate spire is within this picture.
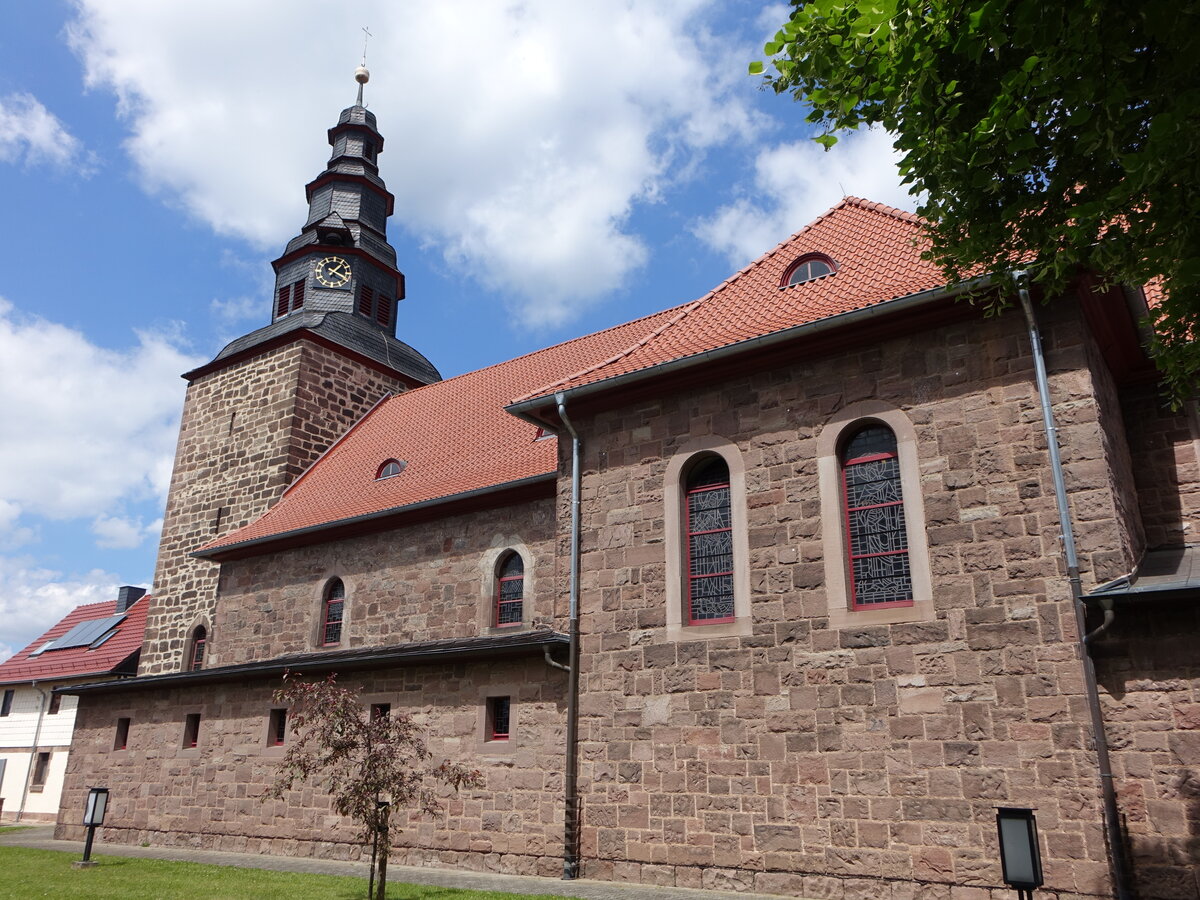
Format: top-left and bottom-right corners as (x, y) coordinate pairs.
(270, 66), (404, 333)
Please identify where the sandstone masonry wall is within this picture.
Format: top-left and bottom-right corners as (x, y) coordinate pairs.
(59, 658), (568, 875)
(141, 340), (408, 675)
(565, 304), (1136, 898)
(1120, 385), (1200, 549)
(212, 498), (556, 666)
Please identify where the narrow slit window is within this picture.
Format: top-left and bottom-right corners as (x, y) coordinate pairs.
(189, 626), (206, 671)
(48, 693), (62, 715)
(268, 709), (287, 747)
(841, 424), (914, 608)
(487, 696), (511, 741)
(322, 579), (345, 645)
(114, 717), (131, 751)
(495, 552), (524, 627)
(183, 713), (201, 749)
(1, 689), (13, 716)
(685, 457), (735, 624)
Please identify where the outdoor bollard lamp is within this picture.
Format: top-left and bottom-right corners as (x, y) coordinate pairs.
(996, 807), (1044, 899)
(78, 787), (109, 867)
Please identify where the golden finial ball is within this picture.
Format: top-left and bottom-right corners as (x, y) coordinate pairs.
(355, 65), (370, 85)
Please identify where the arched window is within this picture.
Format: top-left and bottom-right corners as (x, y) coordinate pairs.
(840, 424), (913, 608)
(783, 255), (835, 287)
(321, 579), (345, 645)
(495, 552), (524, 627)
(685, 456), (735, 624)
(376, 459), (406, 479)
(188, 626), (206, 671)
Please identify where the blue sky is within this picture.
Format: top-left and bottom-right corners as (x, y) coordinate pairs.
(0, 1), (914, 660)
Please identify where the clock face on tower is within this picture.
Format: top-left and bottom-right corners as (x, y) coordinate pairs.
(315, 256), (352, 288)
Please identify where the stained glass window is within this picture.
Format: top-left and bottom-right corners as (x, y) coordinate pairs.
(495, 552), (524, 626)
(841, 425), (913, 608)
(686, 457), (734, 624)
(322, 579), (345, 645)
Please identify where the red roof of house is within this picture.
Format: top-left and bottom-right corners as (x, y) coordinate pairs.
(515, 197), (943, 401)
(203, 197), (944, 554)
(202, 307), (680, 552)
(0, 596), (148, 684)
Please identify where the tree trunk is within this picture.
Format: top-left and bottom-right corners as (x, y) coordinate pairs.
(375, 819), (389, 900)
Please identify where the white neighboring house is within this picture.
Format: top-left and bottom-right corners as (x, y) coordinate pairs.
(0, 587), (147, 823)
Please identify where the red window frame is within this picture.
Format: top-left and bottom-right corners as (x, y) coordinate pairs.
(114, 717), (130, 751)
(190, 627), (206, 671)
(841, 432), (913, 610)
(276, 285), (290, 318)
(322, 580), (345, 645)
(494, 553), (524, 627)
(357, 284), (374, 317)
(290, 279), (305, 312)
(782, 254), (836, 287)
(487, 696), (510, 741)
(685, 462), (735, 625)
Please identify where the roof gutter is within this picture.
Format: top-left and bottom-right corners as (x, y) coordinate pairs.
(191, 472), (556, 560)
(507, 276), (993, 422)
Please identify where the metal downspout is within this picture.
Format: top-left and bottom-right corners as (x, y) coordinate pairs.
(555, 392), (583, 880)
(16, 682), (48, 823)
(1014, 272), (1132, 899)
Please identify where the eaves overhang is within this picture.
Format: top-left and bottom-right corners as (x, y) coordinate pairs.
(192, 472), (557, 562)
(58, 630), (569, 696)
(1085, 546), (1200, 605)
(506, 276), (995, 426)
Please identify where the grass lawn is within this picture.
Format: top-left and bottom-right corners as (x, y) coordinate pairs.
(0, 847), (582, 900)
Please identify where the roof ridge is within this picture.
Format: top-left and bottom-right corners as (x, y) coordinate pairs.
(841, 195), (924, 224)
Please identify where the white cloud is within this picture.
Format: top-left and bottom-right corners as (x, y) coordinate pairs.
(0, 92), (92, 171)
(91, 514), (161, 550)
(695, 127), (920, 268)
(66, 0), (758, 327)
(0, 557), (135, 659)
(0, 297), (202, 530)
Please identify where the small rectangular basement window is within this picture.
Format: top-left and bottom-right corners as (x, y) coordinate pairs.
(114, 717), (131, 751)
(268, 709), (287, 747)
(182, 713), (201, 749)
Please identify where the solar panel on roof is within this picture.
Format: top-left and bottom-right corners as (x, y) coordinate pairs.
(49, 615), (126, 651)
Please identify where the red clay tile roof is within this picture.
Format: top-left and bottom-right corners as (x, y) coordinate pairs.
(202, 307), (679, 552)
(203, 197), (946, 554)
(515, 197), (942, 402)
(0, 596), (148, 684)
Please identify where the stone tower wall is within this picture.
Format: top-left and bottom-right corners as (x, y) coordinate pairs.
(140, 339), (408, 675)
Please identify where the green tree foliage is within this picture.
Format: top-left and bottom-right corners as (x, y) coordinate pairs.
(752, 0), (1198, 402)
(268, 673), (483, 900)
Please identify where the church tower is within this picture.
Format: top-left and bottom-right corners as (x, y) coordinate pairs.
(139, 68), (439, 676)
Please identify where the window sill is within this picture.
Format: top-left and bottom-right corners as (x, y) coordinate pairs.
(666, 616), (752, 643)
(828, 598), (935, 629)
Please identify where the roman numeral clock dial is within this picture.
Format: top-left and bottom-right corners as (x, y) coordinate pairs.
(315, 255), (352, 288)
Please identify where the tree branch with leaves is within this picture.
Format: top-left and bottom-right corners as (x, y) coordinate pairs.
(753, 0), (1199, 404)
(267, 673), (483, 900)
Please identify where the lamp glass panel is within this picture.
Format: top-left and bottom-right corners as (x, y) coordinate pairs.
(999, 816), (1036, 884)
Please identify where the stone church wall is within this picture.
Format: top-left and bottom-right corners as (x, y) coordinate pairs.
(565, 303), (1143, 898)
(142, 339), (408, 675)
(59, 656), (569, 875)
(212, 497), (556, 666)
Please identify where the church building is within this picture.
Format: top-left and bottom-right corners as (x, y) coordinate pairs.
(56, 75), (1199, 900)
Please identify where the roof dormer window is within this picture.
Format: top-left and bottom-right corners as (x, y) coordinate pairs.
(783, 255), (836, 287)
(376, 459), (406, 479)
